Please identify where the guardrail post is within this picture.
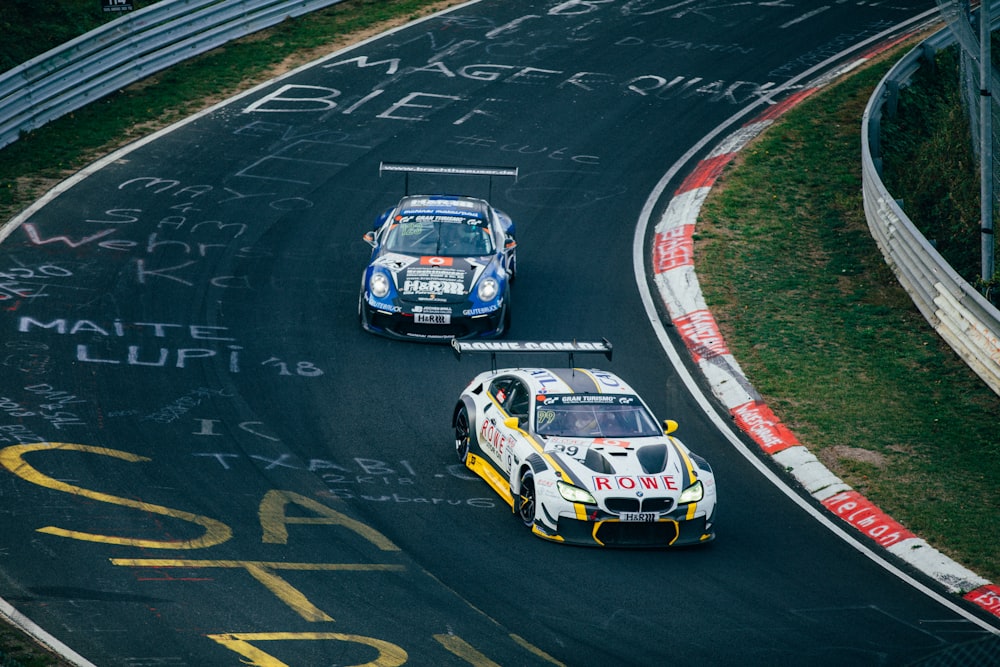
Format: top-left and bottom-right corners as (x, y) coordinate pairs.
(884, 80), (899, 117)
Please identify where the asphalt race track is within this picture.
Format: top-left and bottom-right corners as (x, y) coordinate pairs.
(1, 1), (998, 665)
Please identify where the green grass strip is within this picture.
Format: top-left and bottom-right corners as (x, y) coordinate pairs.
(697, 49), (1000, 583)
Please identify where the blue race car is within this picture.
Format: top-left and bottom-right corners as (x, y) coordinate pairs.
(359, 163), (518, 342)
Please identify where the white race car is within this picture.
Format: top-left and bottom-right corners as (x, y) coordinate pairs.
(451, 340), (717, 547)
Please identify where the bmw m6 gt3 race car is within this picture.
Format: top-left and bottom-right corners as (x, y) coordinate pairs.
(451, 340), (717, 547)
(359, 163), (518, 341)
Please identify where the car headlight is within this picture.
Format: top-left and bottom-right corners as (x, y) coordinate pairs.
(477, 277), (499, 301)
(678, 479), (703, 504)
(557, 481), (596, 505)
(369, 272), (390, 298)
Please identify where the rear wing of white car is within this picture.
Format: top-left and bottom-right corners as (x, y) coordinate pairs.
(379, 161), (518, 199)
(452, 339), (613, 371)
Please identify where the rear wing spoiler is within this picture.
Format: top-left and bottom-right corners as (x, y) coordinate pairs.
(452, 339), (613, 371)
(379, 162), (518, 199)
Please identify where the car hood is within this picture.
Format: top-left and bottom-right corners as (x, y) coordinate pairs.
(542, 436), (696, 496)
(375, 253), (489, 303)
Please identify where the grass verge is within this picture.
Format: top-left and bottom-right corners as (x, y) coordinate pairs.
(696, 42), (1000, 584)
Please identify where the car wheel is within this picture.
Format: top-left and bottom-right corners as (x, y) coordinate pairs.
(455, 406), (471, 464)
(516, 468), (536, 528)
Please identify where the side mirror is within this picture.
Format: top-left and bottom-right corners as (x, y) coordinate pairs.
(504, 417), (520, 430)
(504, 235), (517, 250)
(374, 209), (393, 230)
(362, 230), (377, 248)
(663, 419), (678, 435)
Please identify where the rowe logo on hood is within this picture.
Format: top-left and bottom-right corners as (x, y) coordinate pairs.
(593, 475), (679, 492)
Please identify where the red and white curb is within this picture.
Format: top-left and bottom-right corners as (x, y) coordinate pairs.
(650, 62), (1000, 619)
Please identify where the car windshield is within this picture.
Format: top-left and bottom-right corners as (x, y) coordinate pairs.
(383, 215), (494, 256)
(535, 395), (662, 438)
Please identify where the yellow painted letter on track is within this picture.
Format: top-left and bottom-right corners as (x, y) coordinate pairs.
(206, 631), (407, 667)
(434, 633), (503, 667)
(112, 559), (405, 622)
(259, 490), (399, 551)
(0, 442), (231, 549)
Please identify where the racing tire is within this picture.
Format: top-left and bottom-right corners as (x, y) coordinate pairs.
(516, 468), (536, 528)
(501, 292), (512, 335)
(455, 406), (471, 464)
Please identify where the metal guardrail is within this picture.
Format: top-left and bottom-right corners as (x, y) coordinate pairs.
(862, 28), (1000, 397)
(0, 0), (346, 150)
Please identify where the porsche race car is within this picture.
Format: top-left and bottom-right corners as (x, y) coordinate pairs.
(451, 340), (717, 547)
(359, 163), (518, 341)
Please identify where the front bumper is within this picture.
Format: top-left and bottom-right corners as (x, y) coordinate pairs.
(360, 300), (506, 341)
(533, 510), (714, 548)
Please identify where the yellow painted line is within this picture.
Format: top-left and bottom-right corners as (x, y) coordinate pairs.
(207, 631), (407, 667)
(259, 489), (400, 551)
(433, 633), (502, 666)
(111, 559), (404, 623)
(0, 445), (398, 552)
(510, 633), (567, 666)
(110, 559), (404, 571)
(0, 442), (231, 549)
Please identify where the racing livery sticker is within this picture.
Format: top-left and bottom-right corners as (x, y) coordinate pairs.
(479, 418), (514, 469)
(374, 254), (417, 272)
(401, 265), (466, 296)
(593, 475), (680, 492)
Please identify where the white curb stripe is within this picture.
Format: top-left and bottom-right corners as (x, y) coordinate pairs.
(642, 28), (1000, 619)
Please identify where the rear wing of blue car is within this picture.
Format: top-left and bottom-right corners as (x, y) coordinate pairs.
(379, 162), (518, 199)
(452, 339), (613, 371)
